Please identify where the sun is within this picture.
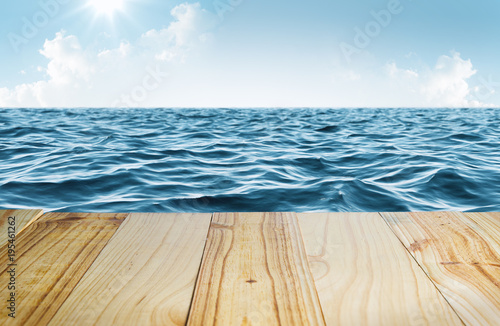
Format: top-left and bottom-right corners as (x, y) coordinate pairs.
(88, 0), (125, 15)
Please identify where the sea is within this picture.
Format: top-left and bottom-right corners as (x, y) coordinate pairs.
(1, 108), (499, 213)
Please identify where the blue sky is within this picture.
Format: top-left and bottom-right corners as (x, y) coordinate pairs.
(1, 0), (499, 107)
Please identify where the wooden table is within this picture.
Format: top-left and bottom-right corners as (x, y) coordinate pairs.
(2, 210), (500, 325)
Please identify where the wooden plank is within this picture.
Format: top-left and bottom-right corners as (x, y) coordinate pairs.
(463, 212), (500, 252)
(187, 212), (325, 326)
(0, 212), (127, 326)
(298, 212), (462, 325)
(0, 209), (43, 322)
(0, 209), (43, 244)
(49, 213), (212, 326)
(381, 211), (500, 325)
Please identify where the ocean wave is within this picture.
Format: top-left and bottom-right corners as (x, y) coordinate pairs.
(1, 108), (499, 212)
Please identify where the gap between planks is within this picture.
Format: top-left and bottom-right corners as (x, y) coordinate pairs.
(49, 213), (213, 326)
(3, 210), (500, 326)
(187, 212), (325, 326)
(377, 211), (467, 325)
(0, 212), (128, 326)
(298, 212), (462, 325)
(381, 212), (500, 326)
(0, 209), (44, 245)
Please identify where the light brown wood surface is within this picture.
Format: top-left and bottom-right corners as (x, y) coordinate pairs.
(187, 212), (325, 326)
(2, 210), (500, 325)
(49, 213), (212, 326)
(381, 211), (500, 325)
(0, 209), (43, 244)
(0, 212), (127, 326)
(463, 213), (500, 254)
(298, 212), (462, 325)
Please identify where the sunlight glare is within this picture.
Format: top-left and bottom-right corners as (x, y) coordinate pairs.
(88, 0), (125, 15)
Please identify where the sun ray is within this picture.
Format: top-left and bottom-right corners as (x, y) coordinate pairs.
(88, 0), (125, 16)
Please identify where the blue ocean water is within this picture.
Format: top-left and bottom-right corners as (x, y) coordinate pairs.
(0, 108), (499, 213)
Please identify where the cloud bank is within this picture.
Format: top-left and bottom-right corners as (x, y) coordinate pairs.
(0, 2), (217, 108)
(387, 52), (480, 107)
(332, 51), (485, 108)
(0, 2), (488, 108)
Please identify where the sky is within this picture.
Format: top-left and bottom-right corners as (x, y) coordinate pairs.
(1, 0), (499, 108)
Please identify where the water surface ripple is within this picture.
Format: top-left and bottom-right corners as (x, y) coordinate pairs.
(1, 108), (499, 212)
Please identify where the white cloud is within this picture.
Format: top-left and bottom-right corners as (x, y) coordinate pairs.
(140, 2), (217, 62)
(330, 52), (484, 108)
(0, 7), (491, 110)
(40, 32), (93, 83)
(0, 2), (217, 108)
(421, 52), (477, 107)
(387, 51), (483, 107)
(385, 62), (418, 79)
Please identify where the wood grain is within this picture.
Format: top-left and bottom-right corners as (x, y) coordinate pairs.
(298, 212), (462, 325)
(463, 213), (500, 254)
(0, 209), (43, 244)
(187, 212), (325, 326)
(381, 211), (500, 325)
(0, 212), (127, 326)
(49, 213), (212, 326)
